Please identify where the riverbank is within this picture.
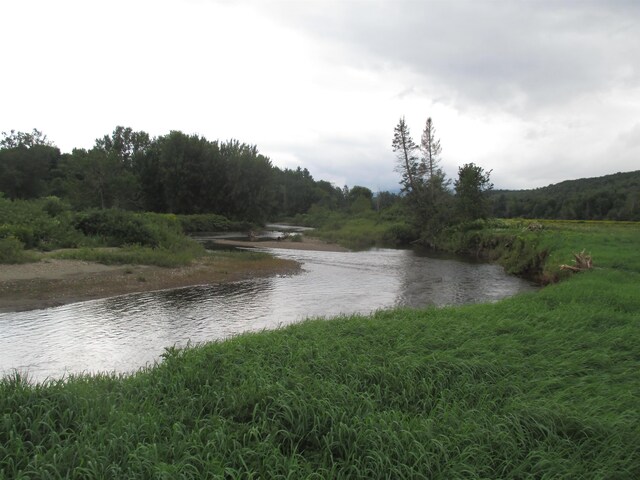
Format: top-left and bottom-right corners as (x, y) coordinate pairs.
(0, 234), (349, 312)
(210, 236), (349, 252)
(0, 252), (300, 313)
(1, 264), (638, 477)
(1, 221), (638, 477)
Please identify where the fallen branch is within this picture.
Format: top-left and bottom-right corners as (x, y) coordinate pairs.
(560, 249), (593, 272)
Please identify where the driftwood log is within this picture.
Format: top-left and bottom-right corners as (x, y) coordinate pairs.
(560, 250), (593, 272)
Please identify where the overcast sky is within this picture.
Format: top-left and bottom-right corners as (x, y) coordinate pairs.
(3, 0), (639, 191)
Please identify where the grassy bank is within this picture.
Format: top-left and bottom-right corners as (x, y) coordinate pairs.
(433, 219), (640, 282)
(0, 197), (244, 267)
(303, 212), (639, 284)
(1, 222), (639, 478)
(293, 206), (417, 250)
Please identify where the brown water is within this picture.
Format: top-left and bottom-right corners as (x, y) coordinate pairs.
(0, 247), (536, 383)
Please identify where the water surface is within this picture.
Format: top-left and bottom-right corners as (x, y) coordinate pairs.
(0, 248), (536, 382)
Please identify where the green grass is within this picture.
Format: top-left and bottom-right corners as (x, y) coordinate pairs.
(49, 242), (206, 268)
(434, 218), (640, 282)
(1, 221), (639, 478)
(295, 207), (417, 249)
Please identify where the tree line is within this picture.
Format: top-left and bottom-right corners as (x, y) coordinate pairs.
(2, 125), (635, 233)
(0, 127), (371, 223)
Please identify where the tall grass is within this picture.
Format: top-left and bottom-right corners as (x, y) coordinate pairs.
(49, 243), (205, 268)
(1, 221), (639, 478)
(296, 206), (417, 249)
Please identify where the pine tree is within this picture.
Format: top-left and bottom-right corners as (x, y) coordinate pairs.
(420, 117), (441, 181)
(392, 117), (421, 194)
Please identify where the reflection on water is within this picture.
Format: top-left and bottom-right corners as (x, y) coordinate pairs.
(0, 248), (536, 382)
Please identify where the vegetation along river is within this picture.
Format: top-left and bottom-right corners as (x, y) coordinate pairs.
(0, 247), (536, 383)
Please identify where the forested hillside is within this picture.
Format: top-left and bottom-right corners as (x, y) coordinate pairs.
(490, 170), (640, 221)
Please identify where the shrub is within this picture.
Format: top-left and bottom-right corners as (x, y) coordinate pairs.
(176, 214), (234, 233)
(0, 236), (33, 263)
(382, 223), (419, 245)
(0, 196), (82, 249)
(72, 209), (187, 249)
(41, 196), (71, 217)
(0, 224), (36, 249)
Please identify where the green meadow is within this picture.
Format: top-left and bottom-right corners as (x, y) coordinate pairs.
(1, 221), (639, 478)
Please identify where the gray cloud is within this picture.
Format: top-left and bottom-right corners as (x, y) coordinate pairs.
(4, 0), (638, 193)
(267, 132), (401, 192)
(249, 0), (640, 190)
(258, 0), (640, 112)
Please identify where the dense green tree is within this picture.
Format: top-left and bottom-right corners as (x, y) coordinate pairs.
(53, 127), (154, 210)
(312, 180), (346, 210)
(156, 131), (220, 214)
(455, 163), (493, 221)
(0, 130), (60, 199)
(220, 140), (274, 222)
(348, 186), (373, 203)
(94, 126), (151, 170)
(273, 167), (321, 217)
(1, 129), (52, 149)
(348, 186), (374, 213)
(134, 141), (167, 212)
(58, 148), (138, 209)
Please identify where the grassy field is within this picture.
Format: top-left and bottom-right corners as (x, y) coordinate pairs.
(1, 221), (639, 478)
(429, 218), (640, 283)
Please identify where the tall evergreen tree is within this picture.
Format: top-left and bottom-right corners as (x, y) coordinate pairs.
(392, 117), (421, 194)
(393, 116), (453, 236)
(420, 117), (441, 181)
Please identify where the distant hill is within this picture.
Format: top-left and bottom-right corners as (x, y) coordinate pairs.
(489, 170), (640, 221)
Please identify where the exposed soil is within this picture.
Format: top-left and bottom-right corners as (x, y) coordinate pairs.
(0, 236), (348, 313)
(0, 256), (300, 313)
(211, 237), (349, 252)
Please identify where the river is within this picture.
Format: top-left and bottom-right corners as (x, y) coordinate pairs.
(0, 246), (536, 383)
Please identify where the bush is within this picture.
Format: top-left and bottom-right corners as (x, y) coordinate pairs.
(0, 224), (35, 249)
(73, 209), (187, 248)
(0, 196), (82, 249)
(176, 214), (234, 233)
(42, 196), (71, 217)
(0, 236), (33, 263)
(382, 223), (419, 245)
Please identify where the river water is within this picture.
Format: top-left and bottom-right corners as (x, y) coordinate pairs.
(0, 247), (536, 383)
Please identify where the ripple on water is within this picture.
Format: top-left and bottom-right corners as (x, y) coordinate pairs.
(0, 248), (536, 382)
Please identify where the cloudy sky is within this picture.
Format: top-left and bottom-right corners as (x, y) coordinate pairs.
(3, 0), (639, 191)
